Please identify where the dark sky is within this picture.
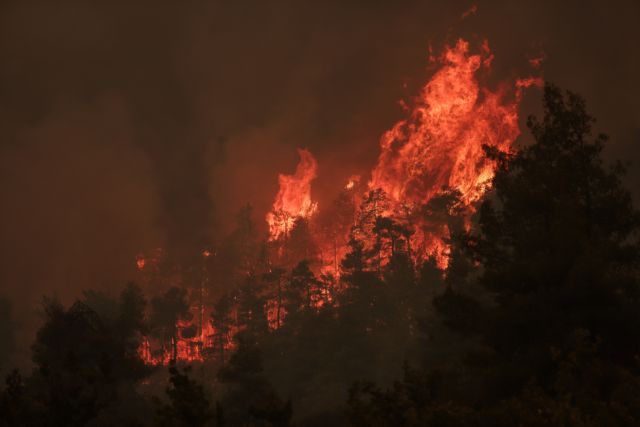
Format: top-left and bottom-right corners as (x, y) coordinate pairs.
(1, 0), (638, 318)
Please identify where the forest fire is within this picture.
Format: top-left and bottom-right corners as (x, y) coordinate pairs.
(266, 148), (318, 240)
(368, 38), (542, 265)
(265, 38), (542, 269)
(138, 320), (217, 365)
(5, 3), (639, 425)
(371, 38), (518, 205)
(138, 37), (542, 365)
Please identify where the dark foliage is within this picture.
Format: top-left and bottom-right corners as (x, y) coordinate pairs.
(349, 84), (640, 425)
(2, 86), (639, 426)
(155, 364), (214, 427)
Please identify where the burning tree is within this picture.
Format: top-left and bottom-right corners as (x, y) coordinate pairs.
(348, 84), (640, 426)
(266, 149), (318, 241)
(150, 287), (191, 363)
(261, 37), (542, 280)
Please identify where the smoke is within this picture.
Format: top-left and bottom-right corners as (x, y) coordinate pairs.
(0, 0), (639, 363)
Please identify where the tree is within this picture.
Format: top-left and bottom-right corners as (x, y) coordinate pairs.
(347, 85), (640, 425)
(211, 293), (233, 365)
(0, 370), (32, 426)
(81, 289), (118, 321)
(354, 189), (391, 273)
(436, 84), (640, 405)
(0, 297), (15, 372)
(213, 204), (262, 293)
(19, 297), (151, 426)
(421, 188), (472, 288)
(150, 287), (191, 363)
(155, 364), (214, 427)
(347, 363), (473, 427)
(354, 189), (391, 239)
(315, 187), (358, 276)
(117, 282), (148, 359)
(286, 217), (318, 268)
(237, 274), (269, 342)
(341, 236), (368, 277)
(218, 334), (292, 426)
(263, 267), (286, 329)
(285, 260), (320, 317)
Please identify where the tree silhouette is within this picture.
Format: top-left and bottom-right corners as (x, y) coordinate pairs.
(348, 85), (640, 425)
(155, 363), (214, 427)
(218, 333), (292, 426)
(211, 293), (233, 365)
(150, 287), (191, 363)
(0, 297), (15, 373)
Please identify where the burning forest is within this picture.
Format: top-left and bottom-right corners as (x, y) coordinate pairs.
(128, 36), (543, 367)
(1, 2), (640, 426)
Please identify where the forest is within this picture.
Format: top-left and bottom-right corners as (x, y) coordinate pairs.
(1, 84), (639, 426)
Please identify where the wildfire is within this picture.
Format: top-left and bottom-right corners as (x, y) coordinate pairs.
(371, 38), (518, 204)
(135, 247), (163, 272)
(266, 148), (318, 240)
(263, 38), (541, 268)
(461, 4), (478, 19)
(138, 320), (218, 366)
(137, 35), (542, 366)
(345, 175), (360, 190)
(136, 255), (145, 270)
(368, 38), (541, 265)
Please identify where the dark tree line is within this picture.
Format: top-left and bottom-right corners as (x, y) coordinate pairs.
(347, 85), (640, 426)
(1, 85), (639, 426)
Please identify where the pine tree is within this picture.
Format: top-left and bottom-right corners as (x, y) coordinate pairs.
(117, 282), (148, 360)
(150, 287), (191, 363)
(211, 294), (233, 365)
(218, 334), (292, 426)
(156, 364), (214, 427)
(437, 84), (640, 404)
(237, 274), (269, 342)
(285, 261), (320, 317)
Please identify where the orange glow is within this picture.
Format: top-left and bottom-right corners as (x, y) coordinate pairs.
(369, 38), (540, 267)
(137, 36), (541, 366)
(138, 308), (224, 366)
(516, 76), (544, 93)
(266, 148), (318, 240)
(135, 255), (145, 270)
(528, 53), (545, 69)
(345, 175), (360, 190)
(461, 4), (478, 19)
(135, 247), (163, 273)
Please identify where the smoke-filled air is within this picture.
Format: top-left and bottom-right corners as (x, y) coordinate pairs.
(1, 1), (640, 426)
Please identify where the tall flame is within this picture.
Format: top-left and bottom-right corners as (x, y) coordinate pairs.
(370, 38), (521, 205)
(266, 148), (318, 240)
(368, 38), (540, 265)
(137, 36), (542, 365)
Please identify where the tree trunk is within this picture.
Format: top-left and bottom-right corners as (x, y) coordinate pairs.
(276, 277), (282, 328)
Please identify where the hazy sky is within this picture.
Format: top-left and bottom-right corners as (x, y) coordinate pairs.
(1, 0), (638, 314)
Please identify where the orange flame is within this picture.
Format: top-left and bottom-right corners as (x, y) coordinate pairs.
(461, 4), (478, 19)
(135, 255), (145, 270)
(266, 148), (318, 240)
(345, 175), (360, 190)
(137, 36), (542, 367)
(369, 38), (540, 266)
(138, 308), (223, 366)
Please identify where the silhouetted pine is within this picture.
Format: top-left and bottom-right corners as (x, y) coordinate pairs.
(155, 363), (215, 427)
(348, 84), (640, 425)
(218, 333), (292, 426)
(150, 287), (191, 362)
